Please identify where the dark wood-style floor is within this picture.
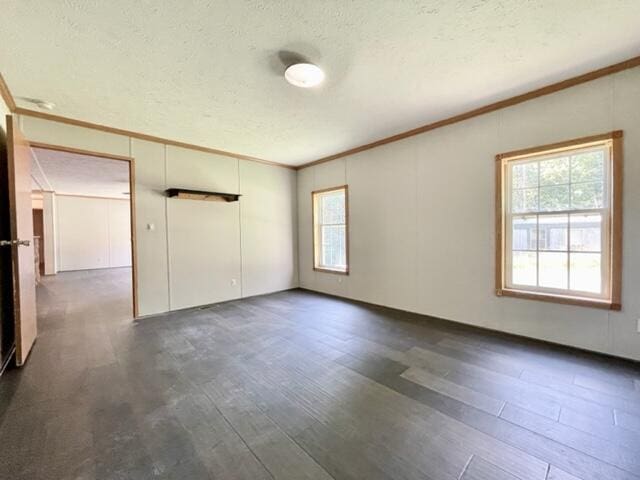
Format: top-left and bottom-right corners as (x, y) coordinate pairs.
(1, 269), (639, 480)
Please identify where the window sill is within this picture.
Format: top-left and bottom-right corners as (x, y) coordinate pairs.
(497, 288), (620, 311)
(314, 267), (349, 276)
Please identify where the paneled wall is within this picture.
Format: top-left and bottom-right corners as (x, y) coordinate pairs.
(42, 192), (57, 275)
(239, 160), (298, 298)
(165, 146), (242, 310)
(19, 115), (299, 316)
(56, 195), (131, 271)
(298, 67), (640, 361)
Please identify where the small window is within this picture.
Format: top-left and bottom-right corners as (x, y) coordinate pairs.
(313, 186), (349, 274)
(496, 132), (622, 310)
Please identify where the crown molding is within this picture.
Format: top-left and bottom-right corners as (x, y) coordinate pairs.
(14, 107), (294, 169)
(0, 72), (17, 112)
(5, 53), (640, 172)
(55, 193), (131, 201)
(30, 141), (134, 162)
(296, 54), (640, 170)
(3, 69), (293, 168)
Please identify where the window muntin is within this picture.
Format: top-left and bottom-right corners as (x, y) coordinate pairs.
(503, 143), (614, 301)
(313, 186), (348, 273)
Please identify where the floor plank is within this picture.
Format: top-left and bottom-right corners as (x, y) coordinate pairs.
(460, 456), (520, 480)
(1, 270), (639, 480)
(500, 403), (640, 474)
(401, 366), (505, 415)
(559, 407), (640, 451)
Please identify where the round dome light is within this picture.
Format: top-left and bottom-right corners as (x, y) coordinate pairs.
(284, 63), (325, 88)
(35, 100), (56, 110)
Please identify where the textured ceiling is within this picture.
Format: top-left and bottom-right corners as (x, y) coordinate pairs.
(32, 148), (130, 199)
(2, 1), (640, 166)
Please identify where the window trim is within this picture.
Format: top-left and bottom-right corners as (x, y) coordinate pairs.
(495, 131), (623, 310)
(312, 185), (349, 275)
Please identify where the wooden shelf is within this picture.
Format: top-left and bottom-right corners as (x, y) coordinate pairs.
(165, 188), (241, 202)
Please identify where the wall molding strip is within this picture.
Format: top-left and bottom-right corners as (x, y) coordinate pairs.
(13, 107), (294, 169)
(296, 55), (640, 169)
(4, 55), (640, 172)
(0, 72), (17, 112)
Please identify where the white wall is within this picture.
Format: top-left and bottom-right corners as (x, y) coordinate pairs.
(19, 116), (299, 316)
(56, 195), (131, 271)
(108, 199), (132, 267)
(130, 139), (169, 315)
(298, 67), (640, 361)
(240, 160), (298, 298)
(166, 146), (242, 309)
(42, 192), (56, 274)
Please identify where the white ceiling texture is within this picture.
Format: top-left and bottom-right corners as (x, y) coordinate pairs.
(1, 1), (639, 166)
(31, 148), (130, 199)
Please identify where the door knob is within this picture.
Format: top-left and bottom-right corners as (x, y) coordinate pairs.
(0, 239), (30, 247)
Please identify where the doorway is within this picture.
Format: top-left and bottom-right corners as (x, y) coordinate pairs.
(32, 207), (44, 277)
(29, 143), (137, 323)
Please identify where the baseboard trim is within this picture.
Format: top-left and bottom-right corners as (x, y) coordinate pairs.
(134, 286), (300, 321)
(295, 287), (640, 365)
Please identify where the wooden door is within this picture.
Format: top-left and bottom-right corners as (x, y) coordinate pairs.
(4, 115), (37, 365)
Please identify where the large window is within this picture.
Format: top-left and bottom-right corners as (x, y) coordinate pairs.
(313, 186), (349, 274)
(496, 132), (622, 309)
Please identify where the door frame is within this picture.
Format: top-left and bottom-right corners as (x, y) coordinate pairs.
(6, 116), (38, 365)
(28, 141), (139, 318)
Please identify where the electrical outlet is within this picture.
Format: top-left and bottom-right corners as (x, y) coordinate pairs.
(231, 279), (237, 286)
(637, 318), (640, 333)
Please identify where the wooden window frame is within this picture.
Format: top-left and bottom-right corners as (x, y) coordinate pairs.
(495, 131), (623, 310)
(312, 185), (349, 275)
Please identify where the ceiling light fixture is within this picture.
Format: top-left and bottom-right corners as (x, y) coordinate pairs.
(34, 100), (56, 110)
(284, 63), (325, 88)
(19, 97), (56, 110)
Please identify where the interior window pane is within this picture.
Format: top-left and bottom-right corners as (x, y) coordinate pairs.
(512, 251), (537, 286)
(321, 191), (345, 224)
(538, 214), (567, 251)
(570, 213), (602, 252)
(571, 181), (603, 209)
(315, 188), (347, 272)
(512, 162), (538, 189)
(570, 253), (601, 293)
(571, 151), (604, 183)
(539, 252), (568, 289)
(539, 156), (569, 186)
(539, 185), (570, 212)
(503, 144), (611, 301)
(512, 215), (537, 250)
(321, 225), (346, 268)
(512, 188), (538, 213)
